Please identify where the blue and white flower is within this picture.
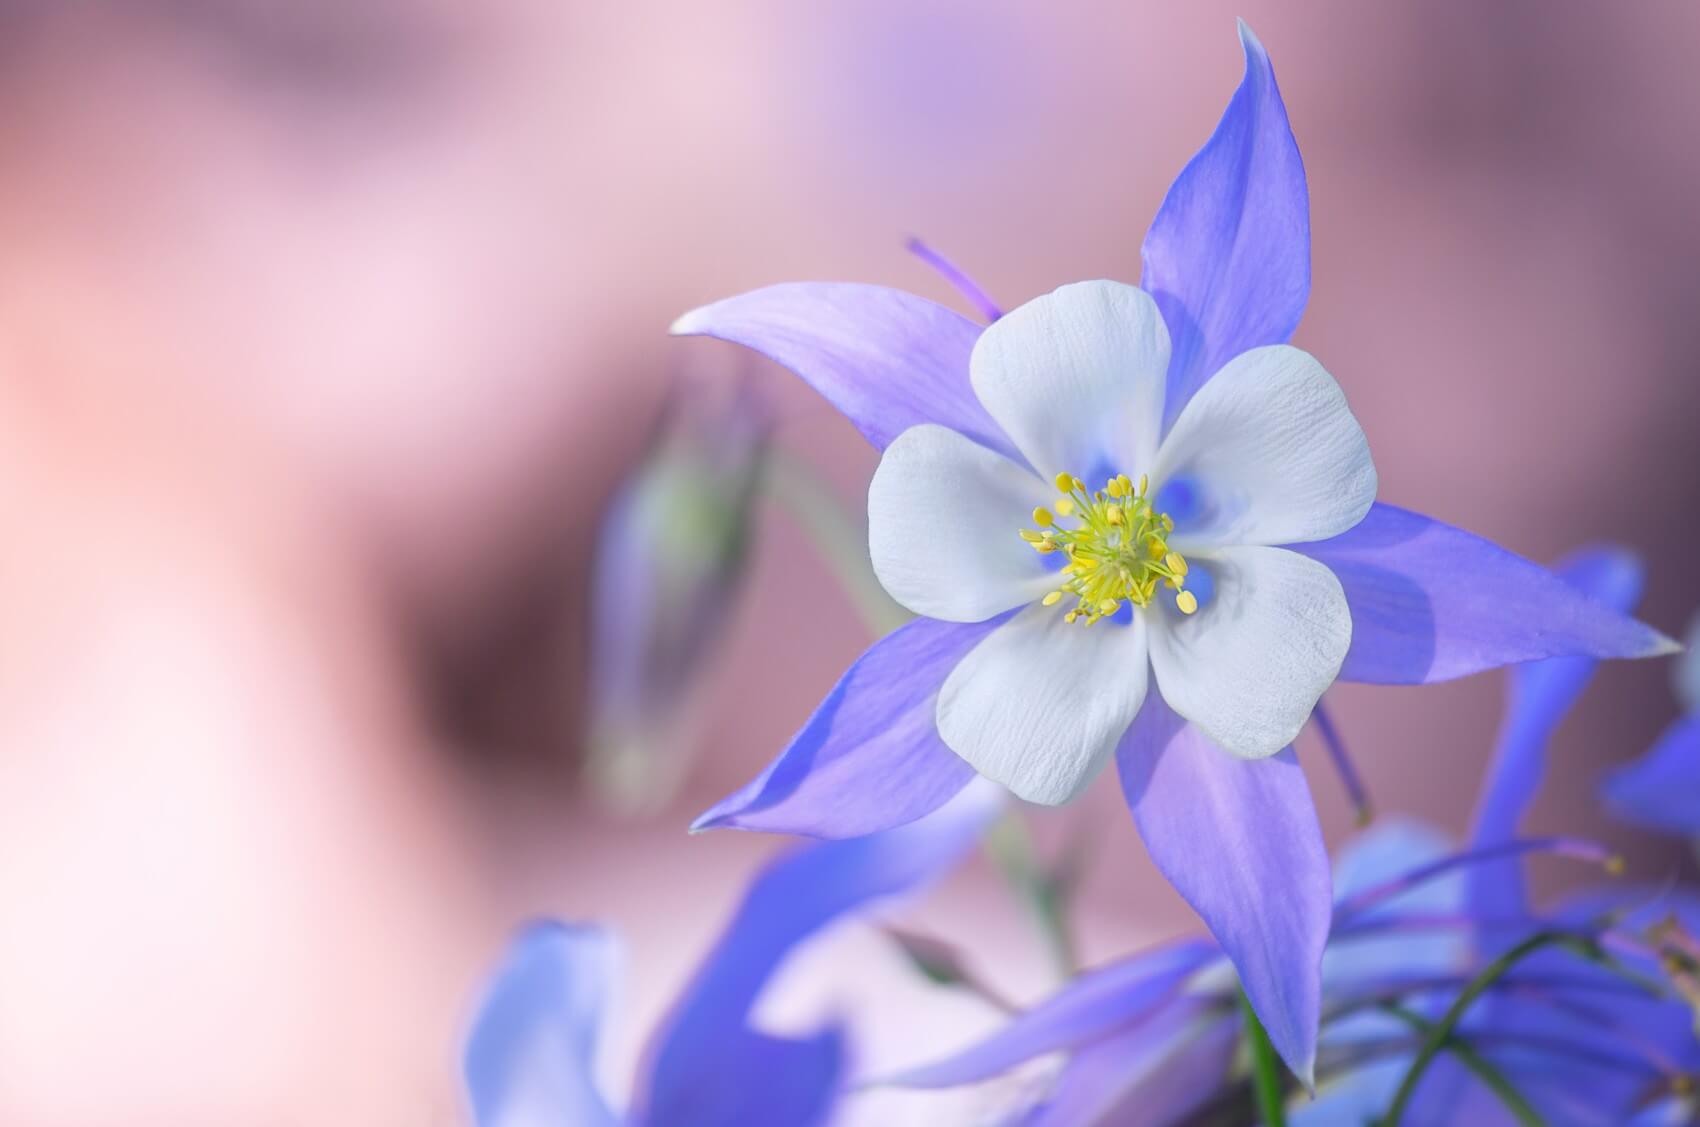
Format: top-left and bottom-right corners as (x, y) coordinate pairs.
(671, 22), (1675, 1083)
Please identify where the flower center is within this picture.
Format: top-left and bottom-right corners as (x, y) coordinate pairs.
(1019, 471), (1196, 626)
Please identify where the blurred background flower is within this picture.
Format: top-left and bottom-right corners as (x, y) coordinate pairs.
(585, 371), (768, 813)
(2, 1), (1700, 1123)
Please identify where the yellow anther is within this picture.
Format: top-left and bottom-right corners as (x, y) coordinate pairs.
(1605, 855), (1627, 877)
(1176, 590), (1199, 615)
(1017, 465), (1188, 622)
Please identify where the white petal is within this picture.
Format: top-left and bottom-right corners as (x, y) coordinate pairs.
(969, 281), (1169, 482)
(1147, 546), (1350, 758)
(1152, 345), (1375, 551)
(868, 424), (1055, 622)
(937, 602), (1148, 804)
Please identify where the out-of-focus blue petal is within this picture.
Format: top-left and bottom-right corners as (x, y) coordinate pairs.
(464, 922), (622, 1127)
(1027, 1003), (1237, 1127)
(1293, 504), (1676, 684)
(1116, 692), (1330, 1085)
(1325, 819), (1464, 993)
(1139, 21), (1309, 432)
(1467, 547), (1645, 926)
(671, 283), (1021, 462)
(884, 938), (1217, 1088)
(1603, 716), (1700, 836)
(636, 782), (999, 1127)
(1289, 1056), (1408, 1127)
(693, 614), (1004, 838)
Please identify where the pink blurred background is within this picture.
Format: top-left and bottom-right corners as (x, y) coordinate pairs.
(2, 1), (1699, 1122)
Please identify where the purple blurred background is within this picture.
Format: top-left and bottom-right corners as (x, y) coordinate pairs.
(2, 1), (1698, 1122)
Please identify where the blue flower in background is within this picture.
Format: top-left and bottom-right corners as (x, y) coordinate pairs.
(874, 817), (1613, 1125)
(670, 21), (1675, 1084)
(1305, 546), (1700, 1124)
(1602, 612), (1700, 836)
(462, 783), (998, 1127)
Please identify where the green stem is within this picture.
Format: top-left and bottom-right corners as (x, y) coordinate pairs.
(1237, 992), (1285, 1121)
(1379, 930), (1595, 1126)
(1378, 1004), (1544, 1127)
(1240, 991), (1288, 1127)
(762, 450), (909, 636)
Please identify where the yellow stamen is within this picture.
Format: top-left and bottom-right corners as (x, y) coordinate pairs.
(1015, 468), (1190, 625)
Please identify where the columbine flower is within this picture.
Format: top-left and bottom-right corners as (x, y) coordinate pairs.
(863, 276), (1375, 784)
(1602, 612), (1700, 836)
(462, 782), (996, 1127)
(586, 375), (768, 812)
(883, 548), (1697, 1125)
(671, 22), (1675, 1083)
(881, 820), (1629, 1126)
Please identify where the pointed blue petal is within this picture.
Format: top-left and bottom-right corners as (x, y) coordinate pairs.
(1603, 716), (1700, 836)
(883, 938), (1217, 1088)
(1466, 546), (1645, 924)
(1027, 1004), (1237, 1127)
(693, 614), (1007, 839)
(636, 783), (998, 1126)
(463, 922), (622, 1127)
(671, 283), (1020, 462)
(1117, 692), (1329, 1085)
(1293, 504), (1676, 684)
(1140, 21), (1310, 431)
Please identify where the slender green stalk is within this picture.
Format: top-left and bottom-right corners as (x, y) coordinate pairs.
(1379, 930), (1596, 1125)
(1378, 1004), (1544, 1127)
(1240, 991), (1288, 1127)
